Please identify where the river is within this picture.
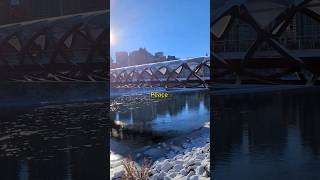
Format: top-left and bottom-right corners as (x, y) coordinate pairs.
(213, 87), (320, 180)
(0, 103), (108, 180)
(110, 89), (210, 176)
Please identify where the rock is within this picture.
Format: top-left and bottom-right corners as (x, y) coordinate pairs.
(168, 172), (177, 178)
(112, 170), (124, 180)
(167, 169), (175, 174)
(203, 144), (210, 152)
(189, 175), (199, 180)
(161, 161), (174, 172)
(187, 165), (197, 173)
(173, 164), (184, 172)
(150, 168), (157, 175)
(205, 165), (210, 177)
(194, 161), (202, 166)
(186, 171), (195, 179)
(195, 165), (206, 175)
(158, 171), (166, 179)
(149, 142), (210, 180)
(183, 153), (190, 159)
(180, 169), (187, 176)
(175, 160), (184, 165)
(195, 154), (206, 161)
(150, 174), (158, 180)
(155, 164), (162, 172)
(186, 160), (197, 167)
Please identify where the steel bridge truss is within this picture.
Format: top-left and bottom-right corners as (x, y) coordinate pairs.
(212, 0), (320, 85)
(0, 10), (108, 82)
(110, 57), (210, 88)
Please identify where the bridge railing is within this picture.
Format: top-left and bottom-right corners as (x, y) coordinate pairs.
(0, 10), (108, 82)
(214, 36), (320, 53)
(211, 0), (320, 85)
(110, 57), (210, 88)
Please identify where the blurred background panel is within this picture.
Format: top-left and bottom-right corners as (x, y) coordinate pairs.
(0, 0), (108, 25)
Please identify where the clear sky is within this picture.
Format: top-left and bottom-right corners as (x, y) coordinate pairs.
(110, 0), (210, 61)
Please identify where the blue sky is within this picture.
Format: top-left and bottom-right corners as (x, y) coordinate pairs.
(110, 0), (210, 61)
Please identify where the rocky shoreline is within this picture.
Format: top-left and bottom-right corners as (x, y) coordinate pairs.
(149, 143), (210, 180)
(111, 123), (210, 180)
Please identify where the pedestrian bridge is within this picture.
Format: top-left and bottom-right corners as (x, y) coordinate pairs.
(212, 0), (320, 85)
(0, 10), (108, 82)
(110, 57), (210, 88)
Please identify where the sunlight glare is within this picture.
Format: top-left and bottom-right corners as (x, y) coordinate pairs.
(110, 31), (116, 46)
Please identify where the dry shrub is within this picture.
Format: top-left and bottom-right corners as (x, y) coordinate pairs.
(122, 157), (152, 180)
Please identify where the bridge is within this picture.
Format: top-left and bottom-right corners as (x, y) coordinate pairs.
(110, 57), (210, 88)
(212, 0), (320, 85)
(111, 0), (320, 88)
(0, 10), (108, 82)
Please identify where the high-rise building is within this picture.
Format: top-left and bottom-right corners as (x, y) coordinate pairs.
(154, 52), (166, 62)
(167, 55), (177, 61)
(128, 48), (169, 66)
(129, 48), (155, 65)
(116, 51), (129, 67)
(155, 52), (164, 57)
(0, 0), (108, 25)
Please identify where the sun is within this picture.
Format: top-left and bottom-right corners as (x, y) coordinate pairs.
(110, 31), (116, 46)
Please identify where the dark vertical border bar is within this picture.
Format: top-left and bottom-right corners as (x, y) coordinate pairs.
(210, 0), (215, 84)
(210, 0), (214, 178)
(106, 0), (111, 179)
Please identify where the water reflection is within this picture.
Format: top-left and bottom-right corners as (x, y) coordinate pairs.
(0, 103), (108, 180)
(110, 91), (210, 162)
(212, 87), (320, 180)
(111, 92), (210, 136)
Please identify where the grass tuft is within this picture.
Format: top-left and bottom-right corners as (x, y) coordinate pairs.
(121, 157), (152, 180)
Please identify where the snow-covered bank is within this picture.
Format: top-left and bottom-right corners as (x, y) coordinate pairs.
(149, 143), (210, 180)
(111, 123), (210, 179)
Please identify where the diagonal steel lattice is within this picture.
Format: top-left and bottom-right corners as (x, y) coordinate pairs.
(212, 0), (320, 85)
(0, 10), (108, 82)
(110, 57), (210, 88)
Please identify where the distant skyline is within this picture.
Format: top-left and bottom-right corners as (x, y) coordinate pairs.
(110, 0), (210, 61)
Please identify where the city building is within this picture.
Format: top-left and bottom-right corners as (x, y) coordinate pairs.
(0, 0), (108, 25)
(113, 48), (177, 67)
(154, 52), (166, 62)
(167, 55), (177, 61)
(110, 56), (117, 69)
(115, 51), (129, 67)
(128, 48), (158, 66)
